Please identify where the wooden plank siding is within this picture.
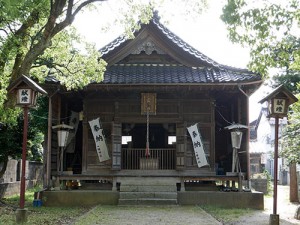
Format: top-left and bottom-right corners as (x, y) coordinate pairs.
(82, 91), (215, 175)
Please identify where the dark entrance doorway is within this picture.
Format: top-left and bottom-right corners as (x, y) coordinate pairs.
(131, 124), (167, 148)
(121, 123), (176, 170)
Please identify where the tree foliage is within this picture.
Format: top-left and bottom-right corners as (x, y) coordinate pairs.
(0, 111), (44, 177)
(271, 72), (300, 94)
(0, 1), (109, 121)
(281, 93), (300, 164)
(221, 0), (300, 77)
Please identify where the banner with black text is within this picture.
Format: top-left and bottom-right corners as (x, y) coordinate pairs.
(89, 118), (110, 162)
(187, 123), (209, 168)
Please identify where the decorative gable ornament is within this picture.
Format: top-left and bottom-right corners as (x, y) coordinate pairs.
(131, 40), (165, 55)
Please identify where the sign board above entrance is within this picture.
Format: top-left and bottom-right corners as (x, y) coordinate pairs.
(141, 93), (156, 115)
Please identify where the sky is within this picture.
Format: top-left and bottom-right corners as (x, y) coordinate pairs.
(74, 0), (251, 68)
(73, 0), (266, 122)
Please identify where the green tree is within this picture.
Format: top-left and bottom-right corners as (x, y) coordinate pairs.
(271, 73), (300, 94)
(0, 0), (109, 123)
(281, 98), (300, 164)
(221, 0), (300, 202)
(221, 0), (300, 77)
(0, 108), (46, 179)
(281, 92), (300, 202)
(0, 0), (110, 184)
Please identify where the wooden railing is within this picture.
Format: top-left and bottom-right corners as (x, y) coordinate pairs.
(121, 148), (176, 170)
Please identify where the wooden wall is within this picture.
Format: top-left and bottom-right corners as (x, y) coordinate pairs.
(82, 90), (215, 174)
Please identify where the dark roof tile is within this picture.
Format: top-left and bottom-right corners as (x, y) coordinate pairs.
(100, 64), (260, 84)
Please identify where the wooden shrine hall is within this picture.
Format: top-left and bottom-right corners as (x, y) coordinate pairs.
(42, 12), (264, 208)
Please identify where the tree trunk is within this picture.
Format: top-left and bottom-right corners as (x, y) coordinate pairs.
(289, 163), (299, 202)
(0, 156), (9, 200)
(0, 156), (9, 180)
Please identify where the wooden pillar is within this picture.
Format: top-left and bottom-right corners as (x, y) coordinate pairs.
(81, 99), (88, 173)
(46, 96), (52, 189)
(180, 178), (185, 191)
(111, 122), (122, 170)
(176, 122), (186, 170)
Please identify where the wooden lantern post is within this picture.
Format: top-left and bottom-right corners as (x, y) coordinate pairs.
(259, 85), (298, 225)
(7, 75), (47, 223)
(225, 123), (248, 173)
(52, 123), (74, 174)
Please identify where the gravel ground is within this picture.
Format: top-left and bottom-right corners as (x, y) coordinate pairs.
(73, 185), (300, 225)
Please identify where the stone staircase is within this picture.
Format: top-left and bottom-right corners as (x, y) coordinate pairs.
(118, 177), (179, 205)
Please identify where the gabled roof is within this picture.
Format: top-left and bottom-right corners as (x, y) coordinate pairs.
(259, 85), (298, 104)
(98, 12), (262, 86)
(100, 12), (222, 68)
(7, 74), (47, 95)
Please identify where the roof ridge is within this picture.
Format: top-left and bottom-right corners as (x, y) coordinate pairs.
(114, 63), (185, 66)
(151, 15), (223, 68)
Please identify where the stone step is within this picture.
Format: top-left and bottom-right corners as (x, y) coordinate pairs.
(120, 185), (177, 192)
(118, 198), (178, 206)
(117, 177), (179, 206)
(119, 192), (177, 200)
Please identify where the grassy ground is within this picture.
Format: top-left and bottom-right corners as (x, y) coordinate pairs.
(200, 205), (256, 224)
(0, 190), (256, 225)
(0, 190), (90, 225)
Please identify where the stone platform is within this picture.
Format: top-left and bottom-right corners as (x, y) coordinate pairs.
(42, 190), (263, 209)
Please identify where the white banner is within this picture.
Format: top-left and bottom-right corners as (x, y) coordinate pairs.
(187, 123), (209, 168)
(89, 118), (110, 162)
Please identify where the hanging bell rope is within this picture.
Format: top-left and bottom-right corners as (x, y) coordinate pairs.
(145, 98), (150, 158)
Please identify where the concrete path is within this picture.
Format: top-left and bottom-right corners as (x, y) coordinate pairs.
(236, 185), (300, 225)
(73, 205), (222, 225)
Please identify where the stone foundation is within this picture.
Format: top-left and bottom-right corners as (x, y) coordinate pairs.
(42, 190), (264, 209)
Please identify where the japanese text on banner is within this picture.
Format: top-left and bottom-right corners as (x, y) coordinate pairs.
(89, 118), (110, 162)
(187, 123), (209, 168)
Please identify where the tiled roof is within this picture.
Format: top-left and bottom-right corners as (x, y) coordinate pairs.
(100, 36), (127, 56)
(100, 64), (260, 84)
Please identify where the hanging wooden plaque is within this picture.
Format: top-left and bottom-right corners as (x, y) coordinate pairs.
(141, 93), (156, 115)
